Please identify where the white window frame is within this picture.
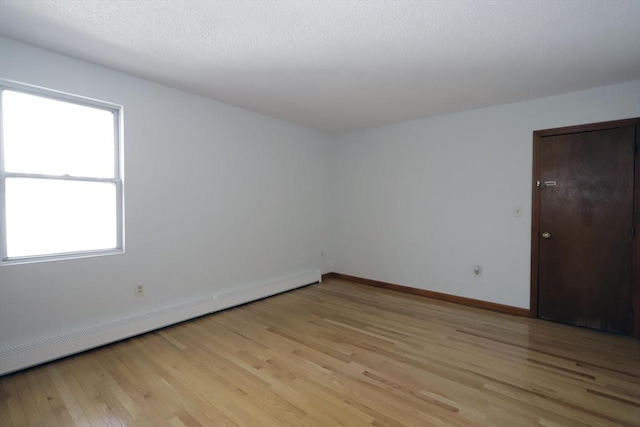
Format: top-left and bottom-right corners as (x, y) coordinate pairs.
(0, 79), (124, 264)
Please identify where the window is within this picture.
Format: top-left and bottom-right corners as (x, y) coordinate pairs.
(0, 80), (123, 263)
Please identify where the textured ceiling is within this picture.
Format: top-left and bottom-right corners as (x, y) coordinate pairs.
(0, 1), (639, 132)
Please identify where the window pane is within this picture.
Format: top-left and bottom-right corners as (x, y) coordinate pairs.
(5, 178), (118, 258)
(2, 90), (115, 178)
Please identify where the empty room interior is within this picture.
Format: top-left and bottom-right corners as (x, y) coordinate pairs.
(0, 1), (639, 426)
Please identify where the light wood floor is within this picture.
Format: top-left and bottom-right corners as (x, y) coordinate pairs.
(1, 278), (639, 426)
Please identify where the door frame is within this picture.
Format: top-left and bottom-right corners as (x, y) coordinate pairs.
(530, 117), (640, 338)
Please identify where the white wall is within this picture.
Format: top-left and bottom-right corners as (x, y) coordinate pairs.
(0, 38), (333, 370)
(330, 80), (640, 308)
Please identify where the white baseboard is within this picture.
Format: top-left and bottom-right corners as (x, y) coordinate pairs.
(0, 269), (321, 375)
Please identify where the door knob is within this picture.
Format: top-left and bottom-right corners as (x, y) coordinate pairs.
(541, 232), (552, 239)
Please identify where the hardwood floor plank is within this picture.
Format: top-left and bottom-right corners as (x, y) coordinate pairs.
(33, 365), (75, 427)
(0, 378), (28, 426)
(48, 366), (93, 426)
(1, 278), (639, 426)
(67, 355), (126, 427)
(12, 372), (46, 426)
(54, 360), (110, 426)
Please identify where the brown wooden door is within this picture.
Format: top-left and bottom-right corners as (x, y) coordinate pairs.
(535, 124), (636, 334)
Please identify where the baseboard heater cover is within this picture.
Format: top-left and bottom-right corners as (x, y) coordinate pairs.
(0, 269), (321, 375)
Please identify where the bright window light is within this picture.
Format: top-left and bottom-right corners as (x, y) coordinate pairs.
(0, 82), (123, 263)
(3, 91), (115, 177)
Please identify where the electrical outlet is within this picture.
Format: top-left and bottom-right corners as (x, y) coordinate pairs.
(473, 265), (482, 277)
(135, 284), (145, 297)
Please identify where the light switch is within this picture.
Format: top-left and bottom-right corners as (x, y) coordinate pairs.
(514, 206), (523, 217)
